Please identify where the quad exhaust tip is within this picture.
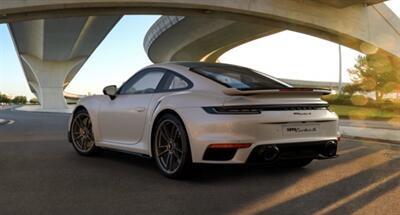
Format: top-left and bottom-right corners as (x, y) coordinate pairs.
(260, 141), (337, 162)
(322, 141), (337, 157)
(263, 145), (280, 161)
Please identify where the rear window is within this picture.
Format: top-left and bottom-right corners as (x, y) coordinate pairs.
(191, 65), (291, 90)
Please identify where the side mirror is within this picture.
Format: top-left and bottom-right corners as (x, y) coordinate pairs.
(103, 85), (117, 100)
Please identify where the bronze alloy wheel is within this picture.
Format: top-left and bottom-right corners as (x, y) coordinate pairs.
(71, 110), (97, 155)
(154, 114), (191, 178)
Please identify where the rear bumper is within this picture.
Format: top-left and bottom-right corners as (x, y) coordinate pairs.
(246, 140), (338, 163)
(176, 107), (339, 163)
(200, 140), (338, 164)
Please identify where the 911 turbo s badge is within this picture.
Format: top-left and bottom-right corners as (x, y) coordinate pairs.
(286, 127), (317, 133)
(283, 124), (320, 136)
(293, 112), (312, 115)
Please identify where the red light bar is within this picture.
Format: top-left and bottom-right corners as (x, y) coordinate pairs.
(208, 143), (252, 149)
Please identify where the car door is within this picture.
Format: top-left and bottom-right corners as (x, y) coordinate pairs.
(98, 69), (168, 145)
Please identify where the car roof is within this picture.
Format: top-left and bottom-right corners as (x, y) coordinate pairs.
(167, 61), (251, 70)
(162, 61), (292, 89)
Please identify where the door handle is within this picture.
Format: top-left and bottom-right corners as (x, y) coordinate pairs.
(134, 107), (145, 112)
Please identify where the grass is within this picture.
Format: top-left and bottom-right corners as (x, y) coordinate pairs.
(329, 105), (400, 120)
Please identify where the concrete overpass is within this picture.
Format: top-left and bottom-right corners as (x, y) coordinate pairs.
(315, 0), (386, 8)
(0, 0), (387, 24)
(64, 92), (84, 104)
(143, 16), (283, 63)
(144, 1), (400, 64)
(0, 0), (398, 110)
(8, 16), (121, 110)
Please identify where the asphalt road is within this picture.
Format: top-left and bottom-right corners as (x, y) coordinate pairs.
(0, 108), (399, 215)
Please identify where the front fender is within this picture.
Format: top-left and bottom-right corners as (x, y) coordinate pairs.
(68, 95), (108, 144)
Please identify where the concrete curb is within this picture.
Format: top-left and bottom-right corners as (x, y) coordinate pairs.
(0, 105), (18, 111)
(340, 126), (400, 144)
(14, 109), (72, 114)
(342, 135), (400, 145)
(16, 105), (73, 113)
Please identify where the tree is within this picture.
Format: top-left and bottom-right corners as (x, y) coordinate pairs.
(0, 92), (11, 104)
(12, 96), (27, 105)
(342, 83), (362, 96)
(347, 54), (400, 103)
(29, 98), (39, 104)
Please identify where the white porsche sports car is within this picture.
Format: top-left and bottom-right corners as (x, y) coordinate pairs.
(68, 62), (339, 178)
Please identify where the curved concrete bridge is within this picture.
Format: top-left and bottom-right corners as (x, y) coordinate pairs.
(143, 1), (400, 63)
(1, 0), (399, 110)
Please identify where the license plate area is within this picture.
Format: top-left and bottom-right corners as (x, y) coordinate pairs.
(282, 124), (320, 136)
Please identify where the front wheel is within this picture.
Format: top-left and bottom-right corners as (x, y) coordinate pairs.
(70, 109), (98, 155)
(153, 114), (192, 179)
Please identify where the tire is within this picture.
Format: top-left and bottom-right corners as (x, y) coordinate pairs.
(277, 158), (313, 168)
(70, 109), (98, 156)
(152, 113), (192, 179)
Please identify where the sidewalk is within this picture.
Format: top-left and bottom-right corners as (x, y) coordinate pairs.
(339, 119), (400, 130)
(16, 105), (74, 113)
(0, 105), (17, 111)
(339, 119), (400, 144)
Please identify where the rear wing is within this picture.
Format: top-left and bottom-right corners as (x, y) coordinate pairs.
(223, 88), (331, 96)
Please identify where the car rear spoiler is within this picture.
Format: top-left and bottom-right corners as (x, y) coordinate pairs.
(223, 88), (331, 96)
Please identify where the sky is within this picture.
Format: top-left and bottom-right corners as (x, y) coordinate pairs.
(0, 1), (399, 99)
(0, 15), (158, 98)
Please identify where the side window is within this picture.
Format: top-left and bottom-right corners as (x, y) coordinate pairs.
(167, 75), (189, 90)
(121, 70), (165, 94)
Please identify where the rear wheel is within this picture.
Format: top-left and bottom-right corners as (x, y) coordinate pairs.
(70, 109), (98, 155)
(153, 113), (192, 179)
(278, 158), (313, 168)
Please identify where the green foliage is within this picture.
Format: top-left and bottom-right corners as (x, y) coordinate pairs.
(342, 83), (362, 96)
(347, 54), (400, 102)
(330, 104), (399, 120)
(323, 93), (400, 112)
(0, 92), (11, 104)
(29, 98), (39, 104)
(11, 96), (27, 105)
(322, 94), (352, 106)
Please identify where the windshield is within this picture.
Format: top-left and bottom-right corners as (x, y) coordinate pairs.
(191, 65), (291, 90)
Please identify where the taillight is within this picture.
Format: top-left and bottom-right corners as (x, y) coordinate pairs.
(202, 106), (261, 114)
(203, 104), (328, 114)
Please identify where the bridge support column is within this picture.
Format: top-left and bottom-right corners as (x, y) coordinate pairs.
(21, 55), (84, 110)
